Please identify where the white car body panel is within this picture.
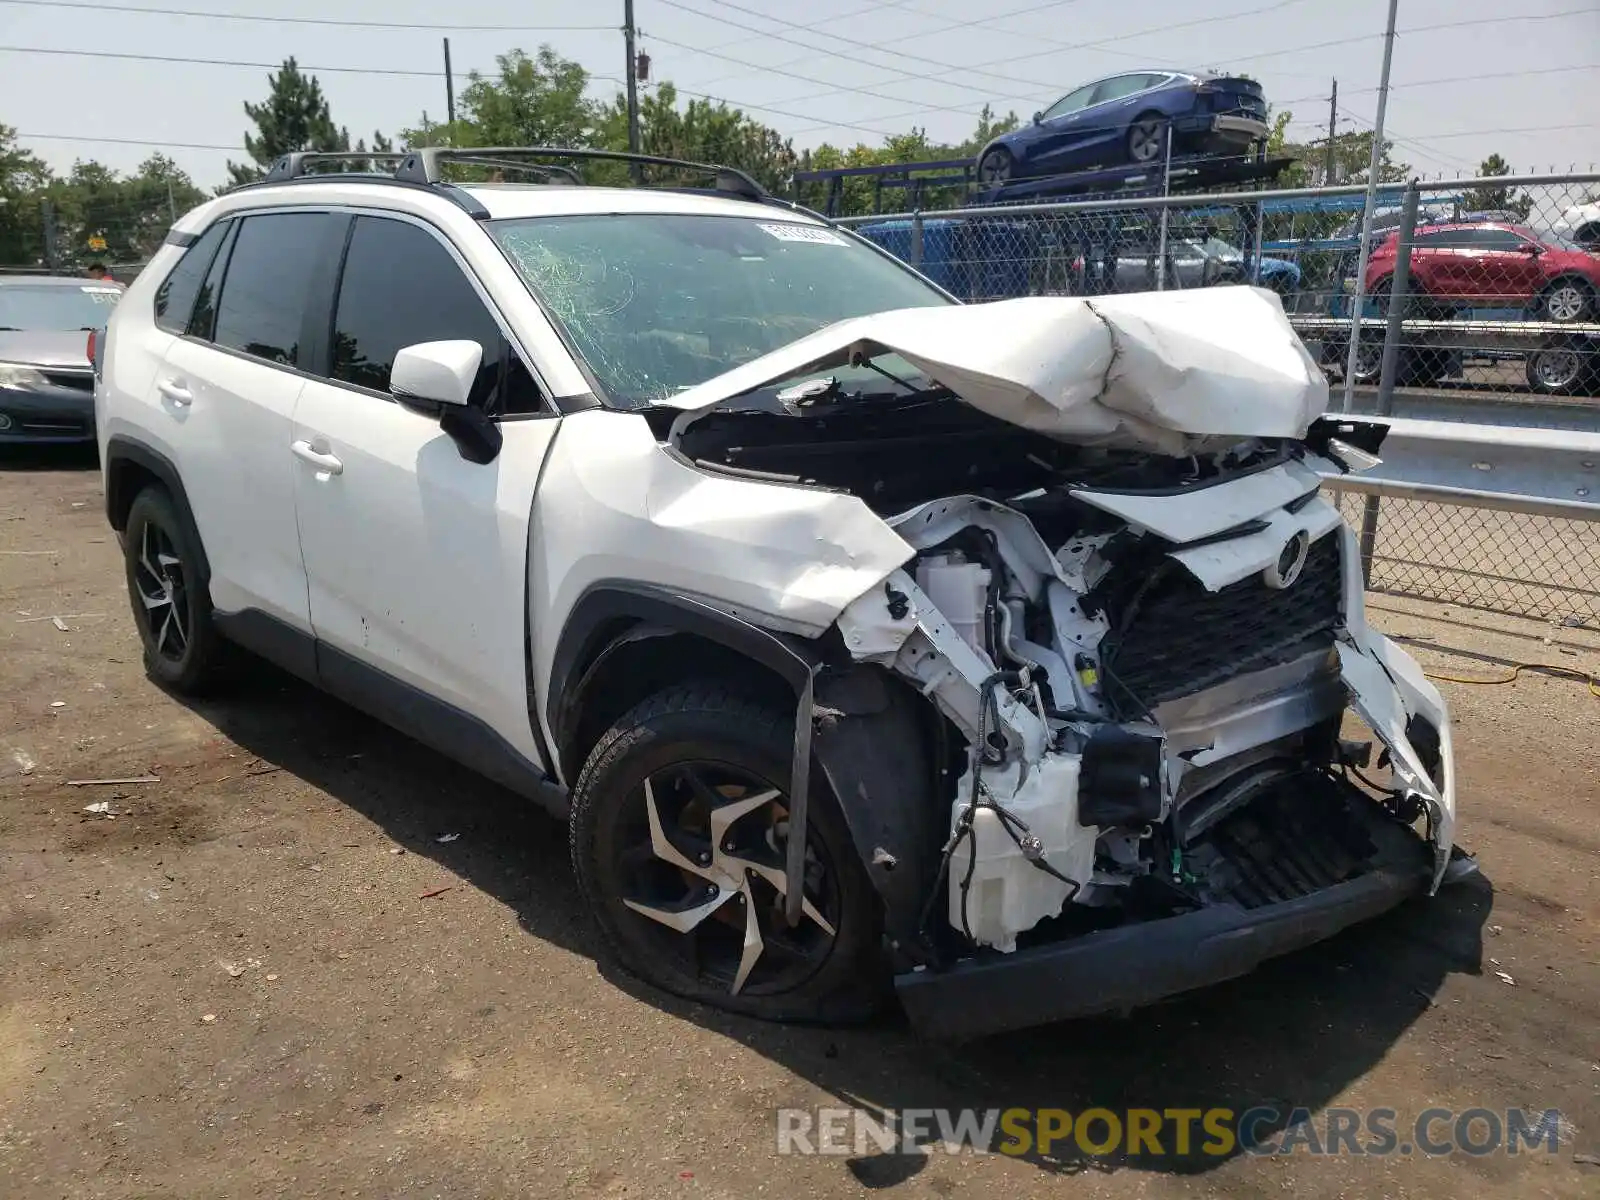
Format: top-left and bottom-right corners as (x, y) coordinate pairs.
(527, 410), (918, 766)
(158, 337), (313, 630)
(1070, 458), (1325, 542)
(290, 382), (562, 769)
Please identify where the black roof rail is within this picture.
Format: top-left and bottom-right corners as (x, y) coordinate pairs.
(261, 151), (409, 182)
(227, 165), (492, 219)
(393, 146), (767, 201)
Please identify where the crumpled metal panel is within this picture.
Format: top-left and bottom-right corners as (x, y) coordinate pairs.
(661, 287), (1328, 457)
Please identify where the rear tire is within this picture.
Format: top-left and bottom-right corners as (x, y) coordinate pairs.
(122, 486), (230, 695)
(570, 684), (888, 1024)
(977, 147), (1013, 186)
(1525, 338), (1597, 396)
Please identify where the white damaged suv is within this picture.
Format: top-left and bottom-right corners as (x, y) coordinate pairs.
(95, 148), (1471, 1038)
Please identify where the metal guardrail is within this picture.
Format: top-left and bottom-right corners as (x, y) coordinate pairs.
(1322, 417), (1600, 519)
(1320, 417), (1599, 623)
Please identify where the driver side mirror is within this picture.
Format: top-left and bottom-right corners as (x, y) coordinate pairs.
(1516, 242), (1543, 255)
(391, 340), (502, 465)
(1032, 110), (1043, 125)
(392, 340), (481, 407)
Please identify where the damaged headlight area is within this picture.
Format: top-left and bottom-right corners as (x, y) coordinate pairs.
(823, 459), (1461, 1034)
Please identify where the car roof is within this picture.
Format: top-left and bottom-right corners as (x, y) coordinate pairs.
(0, 275), (123, 287)
(187, 177), (822, 228)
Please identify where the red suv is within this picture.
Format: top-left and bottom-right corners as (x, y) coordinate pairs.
(1364, 222), (1600, 322)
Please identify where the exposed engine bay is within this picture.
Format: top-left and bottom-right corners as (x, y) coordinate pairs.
(652, 289), (1461, 972)
(834, 460), (1456, 957)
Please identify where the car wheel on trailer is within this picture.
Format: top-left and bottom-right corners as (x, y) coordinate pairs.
(569, 684), (888, 1023)
(977, 147), (1013, 185)
(1526, 338), (1596, 396)
(122, 486), (230, 695)
(1538, 278), (1592, 324)
(1126, 114), (1170, 164)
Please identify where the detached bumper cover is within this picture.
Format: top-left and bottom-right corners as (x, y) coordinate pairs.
(897, 856), (1429, 1041)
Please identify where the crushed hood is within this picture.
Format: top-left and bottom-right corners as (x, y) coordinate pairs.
(660, 287), (1328, 456)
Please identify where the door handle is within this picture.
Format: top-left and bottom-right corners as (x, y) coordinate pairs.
(156, 378), (192, 406)
(291, 440), (343, 476)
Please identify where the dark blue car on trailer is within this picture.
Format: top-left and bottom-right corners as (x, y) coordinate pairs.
(975, 70), (1270, 185)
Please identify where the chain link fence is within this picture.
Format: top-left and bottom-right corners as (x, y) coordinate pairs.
(1327, 489), (1600, 624)
(839, 172), (1600, 625)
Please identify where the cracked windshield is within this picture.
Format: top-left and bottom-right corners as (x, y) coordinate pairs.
(490, 213), (950, 408)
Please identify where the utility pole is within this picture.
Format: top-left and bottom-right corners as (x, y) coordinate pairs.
(443, 38), (456, 128)
(1324, 79), (1338, 184)
(624, 0), (642, 164)
(166, 176), (176, 222)
(1339, 0), (1400, 414)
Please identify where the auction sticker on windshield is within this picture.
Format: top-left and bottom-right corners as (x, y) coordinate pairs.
(758, 223), (848, 246)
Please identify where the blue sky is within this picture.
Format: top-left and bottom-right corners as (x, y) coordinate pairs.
(2, 0), (1595, 187)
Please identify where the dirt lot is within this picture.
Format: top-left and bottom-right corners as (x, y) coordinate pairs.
(2, 449), (1598, 1199)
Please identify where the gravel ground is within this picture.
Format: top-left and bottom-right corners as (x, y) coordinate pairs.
(2, 448), (1597, 1199)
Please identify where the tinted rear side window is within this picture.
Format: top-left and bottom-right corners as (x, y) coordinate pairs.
(188, 221), (237, 341)
(213, 212), (342, 368)
(332, 215), (541, 413)
(153, 221), (229, 334)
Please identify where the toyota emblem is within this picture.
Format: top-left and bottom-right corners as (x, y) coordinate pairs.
(1264, 529), (1311, 589)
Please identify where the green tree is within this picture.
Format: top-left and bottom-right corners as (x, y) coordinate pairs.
(227, 57), (351, 185)
(403, 48), (597, 151)
(18, 153), (211, 270)
(1465, 153), (1531, 218)
(591, 83), (797, 190)
(956, 104), (1021, 158)
(0, 123), (53, 267)
(1270, 112), (1407, 190)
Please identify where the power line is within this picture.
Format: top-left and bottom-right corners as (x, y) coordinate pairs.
(20, 132), (243, 152)
(693, 0), (937, 57)
(1278, 63), (1598, 106)
(3, 47), (943, 141)
(0, 0), (611, 31)
(902, 0), (1316, 76)
(703, 6), (1598, 135)
(2, 45), (449, 78)
(641, 31), (1005, 117)
(1401, 123), (1596, 141)
(650, 0), (1063, 99)
(957, 5), (1595, 77)
(680, 0), (1087, 94)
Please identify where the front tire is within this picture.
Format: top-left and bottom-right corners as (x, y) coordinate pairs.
(123, 486), (229, 694)
(570, 684), (887, 1023)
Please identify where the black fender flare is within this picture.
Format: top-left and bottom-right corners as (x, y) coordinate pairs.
(546, 581), (822, 770)
(548, 583), (942, 965)
(103, 435), (212, 583)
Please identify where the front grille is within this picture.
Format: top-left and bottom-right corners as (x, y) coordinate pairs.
(1095, 530), (1343, 711)
(1188, 771), (1380, 909)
